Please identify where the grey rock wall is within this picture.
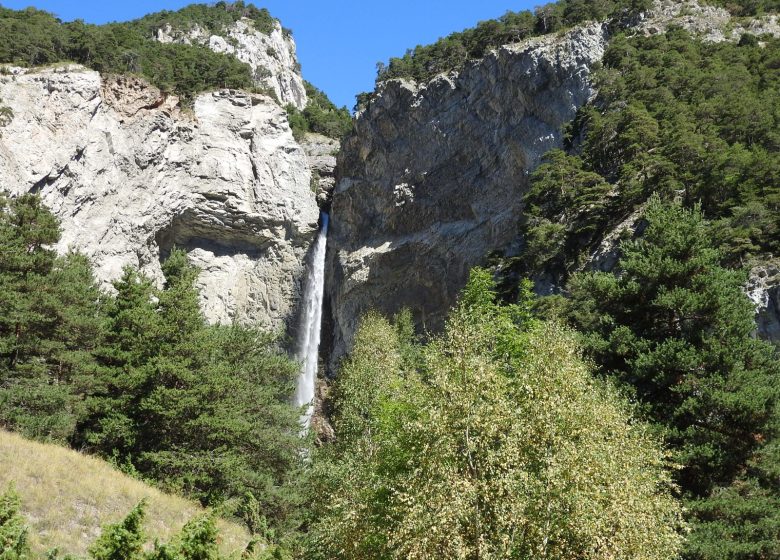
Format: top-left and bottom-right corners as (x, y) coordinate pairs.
(326, 23), (609, 367)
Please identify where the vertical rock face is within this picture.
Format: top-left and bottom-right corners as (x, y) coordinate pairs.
(327, 23), (608, 366)
(156, 19), (308, 110)
(300, 132), (339, 208)
(748, 262), (780, 345)
(0, 65), (318, 330)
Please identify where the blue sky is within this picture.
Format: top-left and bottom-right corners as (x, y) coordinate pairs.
(1, 0), (538, 109)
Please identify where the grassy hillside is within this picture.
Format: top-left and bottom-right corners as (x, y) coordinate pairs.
(0, 429), (251, 557)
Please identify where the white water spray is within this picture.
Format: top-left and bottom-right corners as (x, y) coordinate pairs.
(294, 212), (329, 430)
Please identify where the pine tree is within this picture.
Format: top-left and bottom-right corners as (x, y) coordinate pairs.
(564, 196), (780, 558)
(567, 195), (779, 494)
(88, 500), (146, 560)
(78, 250), (302, 529)
(0, 195), (104, 442)
(0, 193), (60, 369)
(175, 514), (219, 560)
(76, 266), (160, 456)
(522, 149), (612, 275)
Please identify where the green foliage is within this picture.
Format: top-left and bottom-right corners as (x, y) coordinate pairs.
(175, 514), (219, 560)
(0, 482), (283, 560)
(0, 4), (272, 102)
(89, 501), (146, 560)
(508, 31), (780, 556)
(522, 149), (613, 274)
(703, 0), (780, 15)
(0, 485), (29, 560)
(0, 98), (12, 134)
(283, 105), (308, 142)
(0, 194), (104, 443)
(592, 29), (779, 263)
(0, 194), (303, 535)
(512, 28), (780, 289)
(374, 0), (651, 85)
(285, 82), (351, 140)
(77, 249), (303, 528)
(306, 269), (684, 559)
(130, 1), (276, 37)
(563, 196), (780, 557)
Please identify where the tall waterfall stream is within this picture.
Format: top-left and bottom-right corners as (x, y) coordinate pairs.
(294, 212), (329, 430)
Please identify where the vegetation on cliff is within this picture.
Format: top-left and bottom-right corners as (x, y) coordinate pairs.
(130, 1), (279, 37)
(285, 82), (352, 141)
(0, 5), (254, 102)
(373, 0), (779, 88)
(708, 0), (780, 14)
(0, 2), (344, 132)
(514, 27), (780, 287)
(0, 97), (11, 133)
(374, 0), (649, 85)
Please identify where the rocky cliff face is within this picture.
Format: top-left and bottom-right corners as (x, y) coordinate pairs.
(156, 19), (308, 110)
(749, 261), (780, 345)
(0, 65), (318, 331)
(326, 23), (608, 367)
(325, 2), (780, 364)
(300, 132), (338, 209)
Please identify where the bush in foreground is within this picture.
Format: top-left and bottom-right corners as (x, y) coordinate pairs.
(306, 269), (685, 559)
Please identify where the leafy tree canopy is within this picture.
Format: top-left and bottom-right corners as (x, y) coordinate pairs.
(306, 269), (684, 559)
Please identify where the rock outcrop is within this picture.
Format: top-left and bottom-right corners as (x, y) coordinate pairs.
(748, 261), (780, 345)
(326, 23), (609, 366)
(0, 65), (318, 330)
(300, 132), (338, 208)
(638, 0), (780, 42)
(156, 19), (308, 109)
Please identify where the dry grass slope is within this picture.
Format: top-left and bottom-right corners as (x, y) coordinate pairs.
(0, 429), (251, 557)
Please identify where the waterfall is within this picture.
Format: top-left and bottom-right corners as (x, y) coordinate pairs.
(294, 212), (329, 430)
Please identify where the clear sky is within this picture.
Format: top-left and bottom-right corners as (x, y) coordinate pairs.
(1, 0), (539, 109)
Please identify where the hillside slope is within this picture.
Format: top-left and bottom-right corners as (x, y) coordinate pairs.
(0, 430), (251, 557)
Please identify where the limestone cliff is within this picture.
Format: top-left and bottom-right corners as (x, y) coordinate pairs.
(0, 65), (318, 331)
(326, 23), (609, 367)
(156, 18), (308, 109)
(638, 0), (780, 42)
